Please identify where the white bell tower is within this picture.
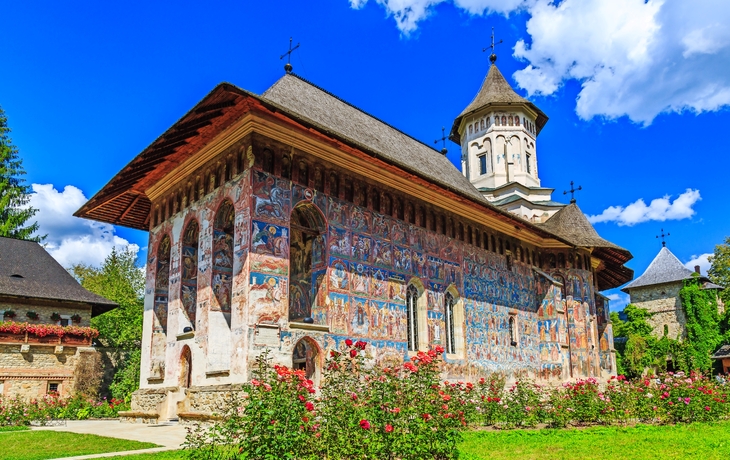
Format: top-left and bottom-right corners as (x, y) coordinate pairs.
(450, 50), (564, 223)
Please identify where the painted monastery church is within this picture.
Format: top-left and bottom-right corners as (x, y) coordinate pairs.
(76, 56), (634, 422)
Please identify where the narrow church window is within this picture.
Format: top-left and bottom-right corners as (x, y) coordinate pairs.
(216, 165), (224, 189)
(212, 201), (234, 315)
(406, 284), (420, 352)
(289, 203), (326, 323)
(474, 122), (479, 132)
(508, 116), (513, 126)
(515, 116), (520, 127)
(481, 119), (485, 130)
(370, 188), (380, 212)
(154, 235), (171, 335)
(225, 158), (232, 182)
(526, 153), (532, 174)
(469, 125), (473, 135)
(406, 202), (415, 224)
(457, 223), (464, 241)
(523, 117), (526, 127)
(195, 177), (201, 202)
(395, 197), (404, 220)
(482, 232), (488, 250)
(479, 154), (487, 175)
(495, 116), (500, 126)
(262, 149), (274, 174)
(498, 238), (504, 255)
(281, 155), (292, 180)
(557, 253), (566, 269)
(445, 292), (456, 355)
(180, 346), (192, 388)
(501, 116), (507, 126)
(181, 220), (200, 328)
(418, 207), (425, 228)
(491, 235), (496, 253)
(509, 317), (517, 346)
(466, 226), (473, 245)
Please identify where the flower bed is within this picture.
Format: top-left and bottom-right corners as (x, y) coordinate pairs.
(184, 340), (730, 460)
(0, 321), (98, 345)
(0, 394), (129, 426)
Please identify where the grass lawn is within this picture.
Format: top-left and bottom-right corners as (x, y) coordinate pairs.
(0, 425), (29, 432)
(0, 431), (159, 460)
(460, 422), (730, 460)
(105, 452), (185, 460)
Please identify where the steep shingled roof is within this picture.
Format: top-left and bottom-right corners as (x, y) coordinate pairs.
(537, 203), (633, 291)
(262, 74), (488, 204)
(0, 236), (117, 316)
(449, 64), (549, 142)
(622, 247), (696, 292)
(713, 344), (730, 359)
(538, 203), (626, 252)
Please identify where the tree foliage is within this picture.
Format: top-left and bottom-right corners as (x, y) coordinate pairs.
(70, 247), (144, 400)
(708, 236), (730, 306)
(611, 305), (678, 378)
(679, 276), (722, 373)
(0, 105), (41, 241)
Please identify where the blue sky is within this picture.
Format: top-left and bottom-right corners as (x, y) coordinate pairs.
(3, 0), (729, 310)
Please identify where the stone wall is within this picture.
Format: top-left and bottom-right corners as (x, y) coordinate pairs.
(629, 282), (686, 339)
(0, 344), (89, 399)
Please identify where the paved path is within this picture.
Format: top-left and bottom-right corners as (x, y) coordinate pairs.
(32, 420), (187, 459)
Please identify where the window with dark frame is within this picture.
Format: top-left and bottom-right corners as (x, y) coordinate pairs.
(445, 292), (456, 355)
(47, 382), (59, 394)
(479, 154), (487, 175)
(406, 285), (419, 352)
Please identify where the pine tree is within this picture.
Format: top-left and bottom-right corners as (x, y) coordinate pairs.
(0, 105), (41, 241)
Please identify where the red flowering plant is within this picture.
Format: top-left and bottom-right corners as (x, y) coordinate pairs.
(185, 350), (317, 460)
(0, 321), (98, 340)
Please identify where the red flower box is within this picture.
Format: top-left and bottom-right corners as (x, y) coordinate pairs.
(27, 333), (60, 344)
(61, 335), (92, 346)
(0, 332), (26, 343)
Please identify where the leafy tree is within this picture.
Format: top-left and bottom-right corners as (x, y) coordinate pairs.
(70, 247), (144, 400)
(0, 105), (41, 241)
(708, 236), (730, 306)
(679, 276), (722, 373)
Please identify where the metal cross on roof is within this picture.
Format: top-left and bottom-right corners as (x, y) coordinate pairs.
(482, 27), (503, 65)
(657, 229), (670, 247)
(434, 127), (448, 155)
(563, 181), (582, 204)
(280, 37), (300, 74)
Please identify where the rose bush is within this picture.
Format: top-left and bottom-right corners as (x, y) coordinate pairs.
(184, 341), (730, 459)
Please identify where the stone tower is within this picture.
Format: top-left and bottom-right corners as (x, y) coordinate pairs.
(450, 58), (563, 223)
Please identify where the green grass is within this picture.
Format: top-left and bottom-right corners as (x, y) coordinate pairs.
(459, 422), (730, 460)
(0, 425), (30, 432)
(105, 452), (185, 460)
(0, 431), (159, 460)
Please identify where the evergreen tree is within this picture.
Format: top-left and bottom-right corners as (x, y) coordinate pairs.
(0, 105), (41, 241)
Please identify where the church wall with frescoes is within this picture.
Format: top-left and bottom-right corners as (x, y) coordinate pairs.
(139, 133), (612, 401)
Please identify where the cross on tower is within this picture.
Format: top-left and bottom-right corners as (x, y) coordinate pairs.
(434, 127), (448, 155)
(563, 181), (582, 204)
(657, 229), (670, 247)
(280, 37), (300, 74)
(482, 27), (503, 65)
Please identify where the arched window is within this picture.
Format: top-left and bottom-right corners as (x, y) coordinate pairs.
(181, 221), (200, 327)
(406, 284), (420, 352)
(154, 235), (171, 334)
(481, 119), (485, 129)
(509, 317), (517, 346)
(495, 116), (500, 126)
(469, 125), (473, 135)
(212, 200), (234, 314)
(502, 115), (507, 125)
(515, 116), (520, 127)
(289, 203), (326, 322)
(445, 292), (456, 355)
(180, 346), (192, 388)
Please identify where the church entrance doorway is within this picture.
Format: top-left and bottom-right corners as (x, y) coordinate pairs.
(292, 337), (319, 382)
(289, 203), (326, 323)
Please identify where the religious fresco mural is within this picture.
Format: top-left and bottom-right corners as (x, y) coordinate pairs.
(212, 200), (235, 313)
(119, 165), (606, 386)
(154, 234), (171, 333)
(181, 221), (199, 326)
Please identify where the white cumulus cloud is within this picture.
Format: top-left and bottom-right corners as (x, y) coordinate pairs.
(28, 184), (139, 268)
(684, 253), (712, 276)
(350, 0), (730, 123)
(587, 189), (700, 226)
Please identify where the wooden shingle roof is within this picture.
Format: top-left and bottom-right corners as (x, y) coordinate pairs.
(0, 236), (117, 316)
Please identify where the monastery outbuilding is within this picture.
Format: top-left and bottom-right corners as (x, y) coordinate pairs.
(0, 236), (117, 400)
(76, 57), (633, 423)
